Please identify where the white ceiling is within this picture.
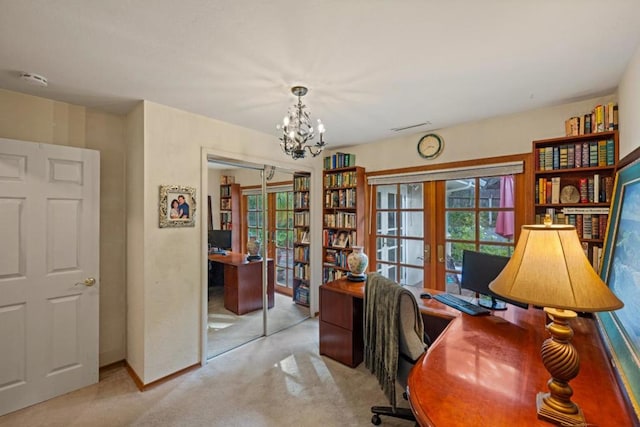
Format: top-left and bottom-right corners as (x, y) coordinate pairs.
(1, 1), (639, 148)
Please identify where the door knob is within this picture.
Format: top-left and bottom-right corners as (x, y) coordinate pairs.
(75, 277), (96, 287)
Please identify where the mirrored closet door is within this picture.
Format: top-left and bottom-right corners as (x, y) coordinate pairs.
(206, 158), (309, 359)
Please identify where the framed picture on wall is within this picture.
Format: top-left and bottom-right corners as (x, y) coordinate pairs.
(596, 159), (640, 422)
(159, 185), (197, 228)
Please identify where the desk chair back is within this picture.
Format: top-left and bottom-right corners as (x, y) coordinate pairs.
(364, 273), (426, 425)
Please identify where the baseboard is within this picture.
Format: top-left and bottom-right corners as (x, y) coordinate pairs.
(125, 360), (200, 391)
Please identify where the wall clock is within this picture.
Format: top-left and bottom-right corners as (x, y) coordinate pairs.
(560, 185), (580, 203)
(417, 133), (444, 159)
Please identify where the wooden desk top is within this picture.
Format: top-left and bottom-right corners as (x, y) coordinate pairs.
(407, 304), (634, 426)
(208, 252), (272, 267)
(320, 278), (459, 320)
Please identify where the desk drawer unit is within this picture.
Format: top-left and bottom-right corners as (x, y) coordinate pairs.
(319, 285), (363, 367)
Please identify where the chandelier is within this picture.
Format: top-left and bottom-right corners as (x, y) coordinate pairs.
(277, 86), (327, 159)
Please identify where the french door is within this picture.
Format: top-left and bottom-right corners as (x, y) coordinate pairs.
(370, 169), (523, 291)
(245, 190), (294, 295)
(373, 182), (432, 287)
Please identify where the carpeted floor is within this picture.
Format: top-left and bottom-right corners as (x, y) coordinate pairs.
(207, 286), (309, 358)
(0, 318), (414, 427)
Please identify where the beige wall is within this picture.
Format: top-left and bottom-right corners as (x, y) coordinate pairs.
(619, 42), (640, 159)
(333, 95), (618, 173)
(125, 102), (145, 378)
(0, 88), (127, 367)
(134, 101), (318, 384)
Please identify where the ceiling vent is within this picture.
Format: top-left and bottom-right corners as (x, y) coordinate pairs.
(390, 121), (431, 132)
(20, 72), (48, 87)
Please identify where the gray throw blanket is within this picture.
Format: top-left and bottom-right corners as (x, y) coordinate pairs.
(364, 273), (422, 410)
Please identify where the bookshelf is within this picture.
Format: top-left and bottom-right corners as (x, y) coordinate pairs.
(220, 180), (240, 253)
(293, 172), (311, 306)
(532, 130), (618, 271)
(322, 153), (365, 283)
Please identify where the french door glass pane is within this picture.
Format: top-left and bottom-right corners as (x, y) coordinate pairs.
(376, 263), (396, 281)
(400, 211), (423, 237)
(276, 211), (288, 228)
(479, 211), (513, 243)
(400, 184), (423, 208)
(247, 196), (257, 210)
(276, 247), (293, 268)
(446, 211), (475, 240)
(247, 211), (257, 227)
(479, 177), (509, 208)
(448, 242), (475, 268)
(377, 185), (398, 209)
(446, 179), (475, 208)
(479, 244), (513, 257)
(376, 237), (398, 263)
(400, 266), (423, 287)
(400, 238), (424, 266)
(276, 192), (287, 209)
(376, 211), (397, 235)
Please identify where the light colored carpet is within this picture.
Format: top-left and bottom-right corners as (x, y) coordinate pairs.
(0, 318), (414, 427)
(207, 287), (309, 358)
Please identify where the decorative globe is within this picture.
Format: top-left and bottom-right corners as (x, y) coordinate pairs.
(347, 246), (368, 281)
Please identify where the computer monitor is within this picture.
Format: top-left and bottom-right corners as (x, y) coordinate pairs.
(208, 229), (232, 254)
(460, 250), (528, 310)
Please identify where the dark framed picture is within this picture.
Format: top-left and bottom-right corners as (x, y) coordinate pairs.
(332, 231), (350, 248)
(596, 160), (640, 421)
(159, 185), (196, 228)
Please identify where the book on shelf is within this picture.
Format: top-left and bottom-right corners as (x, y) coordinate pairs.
(546, 180), (553, 204)
(551, 177), (560, 204)
(323, 152), (356, 170)
(574, 143), (582, 167)
(579, 178), (588, 203)
(603, 176), (614, 203)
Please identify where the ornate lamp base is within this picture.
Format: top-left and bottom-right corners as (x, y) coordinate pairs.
(537, 393), (585, 426)
(536, 307), (586, 426)
(247, 255), (262, 262)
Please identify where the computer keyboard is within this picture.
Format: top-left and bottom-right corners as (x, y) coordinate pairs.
(433, 293), (491, 316)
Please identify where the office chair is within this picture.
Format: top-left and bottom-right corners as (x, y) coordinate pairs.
(364, 274), (428, 425)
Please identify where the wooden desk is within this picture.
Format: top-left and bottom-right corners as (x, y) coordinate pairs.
(319, 279), (457, 367)
(208, 252), (274, 315)
(319, 278), (634, 426)
(407, 304), (635, 426)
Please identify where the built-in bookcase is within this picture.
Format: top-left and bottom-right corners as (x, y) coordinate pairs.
(220, 177), (240, 253)
(322, 153), (365, 283)
(293, 172), (311, 306)
(532, 130), (618, 271)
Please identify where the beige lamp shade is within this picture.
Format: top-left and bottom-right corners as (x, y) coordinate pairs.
(489, 224), (623, 312)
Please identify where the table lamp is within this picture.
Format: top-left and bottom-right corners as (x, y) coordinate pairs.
(489, 217), (623, 426)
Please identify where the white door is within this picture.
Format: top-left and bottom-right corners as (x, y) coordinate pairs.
(0, 138), (100, 415)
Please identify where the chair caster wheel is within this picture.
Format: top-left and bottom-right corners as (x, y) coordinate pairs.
(371, 414), (381, 425)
